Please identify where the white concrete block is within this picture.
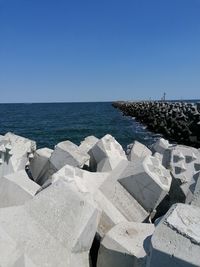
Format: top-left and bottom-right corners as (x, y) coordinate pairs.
(0, 179), (100, 267)
(0, 133), (36, 178)
(97, 222), (155, 267)
(50, 140), (90, 170)
(119, 156), (172, 212)
(29, 147), (53, 183)
(0, 170), (40, 208)
(152, 138), (170, 154)
(52, 161), (148, 237)
(35, 140), (90, 185)
(127, 141), (152, 162)
(88, 134), (127, 172)
(169, 145), (200, 201)
(147, 204), (200, 267)
(79, 136), (99, 168)
(79, 135), (99, 154)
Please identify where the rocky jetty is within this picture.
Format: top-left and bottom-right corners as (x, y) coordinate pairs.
(0, 132), (200, 267)
(112, 101), (200, 147)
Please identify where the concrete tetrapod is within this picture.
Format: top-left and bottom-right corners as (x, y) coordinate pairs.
(147, 203), (200, 267)
(127, 141), (152, 162)
(88, 134), (127, 172)
(169, 145), (200, 203)
(0, 179), (100, 267)
(0, 170), (40, 208)
(51, 162), (148, 237)
(0, 132), (36, 178)
(118, 156), (172, 212)
(33, 140), (90, 186)
(97, 222), (155, 267)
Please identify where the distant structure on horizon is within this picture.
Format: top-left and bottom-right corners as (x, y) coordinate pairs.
(161, 92), (166, 101)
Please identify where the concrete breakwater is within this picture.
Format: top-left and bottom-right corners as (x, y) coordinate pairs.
(0, 132), (200, 266)
(112, 101), (200, 148)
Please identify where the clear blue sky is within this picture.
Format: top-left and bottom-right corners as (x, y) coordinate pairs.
(0, 0), (200, 103)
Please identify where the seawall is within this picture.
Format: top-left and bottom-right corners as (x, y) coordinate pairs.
(112, 101), (200, 148)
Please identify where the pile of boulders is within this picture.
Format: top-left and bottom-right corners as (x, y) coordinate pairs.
(0, 132), (200, 267)
(112, 101), (200, 147)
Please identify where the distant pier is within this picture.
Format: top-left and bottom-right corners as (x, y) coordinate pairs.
(112, 101), (200, 148)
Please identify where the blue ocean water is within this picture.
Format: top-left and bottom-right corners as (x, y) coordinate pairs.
(0, 102), (163, 149)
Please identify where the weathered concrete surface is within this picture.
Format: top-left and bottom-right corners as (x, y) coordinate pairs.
(88, 134), (127, 172)
(52, 162), (148, 237)
(97, 222), (155, 267)
(191, 172), (200, 207)
(0, 132), (36, 178)
(169, 145), (200, 203)
(118, 156), (172, 212)
(127, 141), (152, 162)
(0, 179), (100, 267)
(29, 147), (53, 184)
(0, 170), (40, 208)
(147, 204), (200, 267)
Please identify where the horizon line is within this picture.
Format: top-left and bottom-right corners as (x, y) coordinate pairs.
(0, 98), (200, 104)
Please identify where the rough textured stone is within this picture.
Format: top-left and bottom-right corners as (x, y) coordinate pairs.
(97, 222), (155, 267)
(88, 134), (127, 172)
(147, 204), (200, 267)
(0, 179), (100, 267)
(0, 170), (40, 208)
(127, 141), (152, 162)
(119, 156), (172, 212)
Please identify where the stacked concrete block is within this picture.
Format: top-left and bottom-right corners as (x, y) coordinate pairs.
(0, 132), (36, 178)
(0, 179), (100, 267)
(88, 134), (127, 172)
(97, 222), (155, 267)
(34, 140), (90, 185)
(127, 141), (152, 162)
(0, 170), (40, 208)
(29, 147), (53, 184)
(118, 156), (172, 212)
(99, 161), (149, 226)
(169, 145), (200, 203)
(52, 162), (148, 237)
(147, 204), (200, 267)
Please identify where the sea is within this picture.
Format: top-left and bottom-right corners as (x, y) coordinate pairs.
(0, 101), (198, 150)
